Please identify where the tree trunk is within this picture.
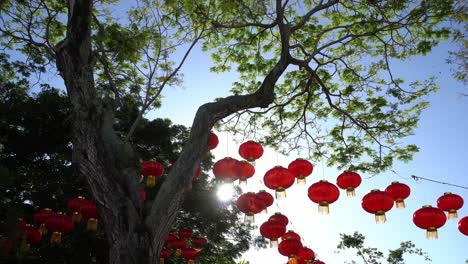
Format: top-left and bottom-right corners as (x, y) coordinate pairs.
(54, 1), (291, 263)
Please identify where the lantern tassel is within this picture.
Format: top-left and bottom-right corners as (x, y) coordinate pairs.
(448, 209), (458, 220)
(275, 188), (286, 199)
(395, 199), (405, 209)
(426, 227), (438, 239)
(288, 256), (298, 264)
(346, 187), (356, 197)
(375, 211), (387, 224)
(244, 213), (255, 224)
(160, 258), (165, 264)
(146, 175), (156, 187)
(87, 218), (98, 231)
(188, 261), (195, 264)
(72, 212), (82, 223)
(318, 202), (330, 215)
(51, 231), (62, 243)
(175, 249), (182, 257)
(270, 239), (278, 248)
(296, 176), (306, 185)
(39, 223), (48, 236)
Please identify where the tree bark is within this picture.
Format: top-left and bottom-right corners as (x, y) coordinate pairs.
(54, 0), (291, 263)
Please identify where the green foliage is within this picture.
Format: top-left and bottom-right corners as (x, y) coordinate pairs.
(336, 232), (431, 264)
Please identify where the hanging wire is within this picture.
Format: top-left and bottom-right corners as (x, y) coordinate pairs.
(390, 169), (412, 180)
(411, 175), (468, 190)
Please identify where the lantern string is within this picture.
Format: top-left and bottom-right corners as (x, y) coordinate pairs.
(390, 169), (412, 180)
(411, 175), (468, 190)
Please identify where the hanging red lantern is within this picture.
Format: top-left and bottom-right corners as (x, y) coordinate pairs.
(458, 216), (468, 236)
(260, 220), (287, 247)
(192, 237), (208, 248)
(141, 161), (164, 187)
(178, 229), (192, 240)
(67, 196), (88, 223)
(307, 180), (340, 214)
(361, 189), (394, 224)
(264, 166), (295, 199)
(297, 247), (315, 262)
(281, 230), (301, 241)
(437, 192), (464, 219)
(279, 238), (303, 264)
(288, 159), (313, 185)
(269, 212), (289, 226)
(256, 190), (274, 213)
(238, 160), (255, 184)
(33, 208), (54, 235)
(44, 213), (73, 243)
(80, 202), (99, 231)
(239, 141), (264, 162)
(312, 261), (325, 264)
(160, 247), (171, 264)
(182, 248), (199, 264)
(413, 205), (447, 239)
(209, 131), (218, 150)
(169, 238), (186, 256)
(236, 192), (264, 223)
(166, 233), (177, 243)
(212, 157), (241, 182)
(336, 171), (362, 197)
(385, 182), (411, 209)
(24, 226), (41, 246)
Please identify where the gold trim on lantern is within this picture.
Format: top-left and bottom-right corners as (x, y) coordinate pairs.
(39, 223), (48, 236)
(244, 212), (255, 224)
(287, 256), (298, 264)
(395, 199), (405, 209)
(146, 175), (156, 187)
(444, 192), (452, 195)
(51, 231), (62, 243)
(346, 187), (356, 197)
(375, 210), (387, 224)
(72, 211), (82, 223)
(160, 258), (165, 264)
(447, 209), (458, 220)
(426, 227), (438, 239)
(87, 218), (98, 231)
(276, 187), (286, 199)
(318, 202), (330, 215)
(175, 248), (182, 257)
(296, 175), (306, 185)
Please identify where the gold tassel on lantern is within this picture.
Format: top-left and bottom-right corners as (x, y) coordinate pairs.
(175, 248), (182, 257)
(375, 211), (387, 224)
(160, 258), (165, 264)
(296, 175), (306, 185)
(270, 239), (278, 248)
(447, 209), (458, 219)
(426, 227), (438, 239)
(39, 223), (48, 236)
(318, 202), (329, 215)
(87, 218), (98, 231)
(287, 256), (298, 264)
(244, 212), (255, 224)
(395, 198), (406, 209)
(50, 231), (62, 243)
(146, 175), (156, 187)
(275, 187), (286, 199)
(346, 187), (356, 197)
(71, 211), (82, 223)
(188, 261), (195, 264)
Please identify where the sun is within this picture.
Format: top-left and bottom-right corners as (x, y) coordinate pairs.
(217, 183), (234, 202)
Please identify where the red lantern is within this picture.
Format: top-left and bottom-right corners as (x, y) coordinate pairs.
(238, 160), (255, 184)
(458, 216), (468, 236)
(16, 219), (27, 231)
(312, 261), (325, 264)
(67, 196), (87, 223)
(192, 237), (208, 248)
(413, 205), (447, 239)
(236, 192), (264, 223)
(166, 233), (177, 243)
(141, 161), (164, 187)
(256, 190), (274, 213)
(81, 202), (99, 231)
(279, 238), (303, 263)
(260, 220), (286, 247)
(264, 166), (295, 199)
(297, 247), (315, 262)
(212, 157), (241, 182)
(33, 208), (54, 235)
(269, 212), (289, 226)
(288, 159), (313, 185)
(361, 189), (394, 224)
(44, 213), (73, 243)
(282, 230), (301, 241)
(169, 238), (186, 256)
(182, 248), (199, 264)
(209, 131), (218, 150)
(24, 226), (41, 245)
(336, 171), (362, 197)
(307, 180), (340, 214)
(385, 181), (411, 209)
(160, 247), (171, 264)
(178, 229), (192, 240)
(239, 141), (264, 162)
(437, 192), (464, 219)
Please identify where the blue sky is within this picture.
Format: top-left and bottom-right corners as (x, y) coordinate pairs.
(152, 39), (468, 263)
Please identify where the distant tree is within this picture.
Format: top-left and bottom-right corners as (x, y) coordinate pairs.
(336, 232), (430, 264)
(0, 0), (460, 263)
(0, 53), (251, 263)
